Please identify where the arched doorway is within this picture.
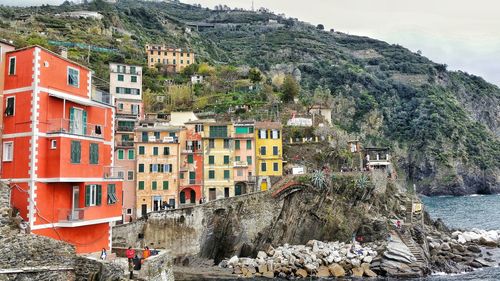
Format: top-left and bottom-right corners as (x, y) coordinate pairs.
(235, 182), (247, 196)
(180, 191), (186, 204)
(180, 188), (196, 205)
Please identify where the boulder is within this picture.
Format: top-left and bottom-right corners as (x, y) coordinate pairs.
(328, 263), (345, 277)
(440, 243), (451, 251)
(262, 271), (274, 278)
(304, 263), (317, 273)
(228, 255), (239, 266)
(258, 264), (268, 273)
(351, 267), (364, 277)
(233, 266), (242, 275)
(467, 245), (482, 253)
(296, 268), (308, 278)
(257, 251), (268, 259)
(363, 256), (373, 263)
(479, 237), (497, 247)
(316, 266), (331, 277)
(361, 263), (377, 277)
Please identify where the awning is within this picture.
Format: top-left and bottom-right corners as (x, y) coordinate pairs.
(46, 89), (110, 108)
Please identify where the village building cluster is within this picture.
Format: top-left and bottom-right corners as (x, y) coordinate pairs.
(0, 42), (283, 253)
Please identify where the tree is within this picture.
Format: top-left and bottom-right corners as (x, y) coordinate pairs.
(281, 75), (300, 103)
(317, 24), (325, 30)
(248, 68), (262, 84)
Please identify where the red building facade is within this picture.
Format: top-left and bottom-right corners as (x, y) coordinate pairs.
(1, 46), (122, 253)
(178, 122), (204, 205)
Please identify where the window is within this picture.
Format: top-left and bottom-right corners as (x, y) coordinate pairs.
(224, 170), (230, 179)
(235, 140), (240, 150)
(69, 107), (87, 136)
(152, 181), (157, 190)
(139, 146), (145, 155)
(2, 142), (13, 162)
(107, 184), (117, 204)
(163, 181), (169, 190)
(273, 146), (279, 156)
(138, 164), (145, 173)
(195, 124), (204, 133)
(261, 163), (267, 172)
(246, 140), (252, 150)
(153, 147), (159, 156)
(224, 155), (230, 164)
(273, 162), (279, 172)
(247, 156), (252, 165)
(223, 139), (230, 149)
(125, 88), (131, 94)
(117, 149), (124, 160)
(5, 96), (14, 116)
(260, 146), (266, 155)
(164, 164), (173, 173)
(50, 140), (57, 149)
(126, 209), (132, 215)
(235, 156), (241, 162)
(181, 60), (184, 64)
(130, 66), (136, 74)
(237, 169), (243, 177)
(131, 76), (137, 83)
(8, 57), (15, 75)
(67, 67), (79, 87)
(163, 147), (170, 155)
(208, 156), (214, 165)
(272, 130), (280, 139)
(209, 126), (228, 138)
(208, 170), (215, 179)
(118, 103), (124, 110)
(187, 60), (190, 64)
(71, 141), (81, 163)
(154, 132), (160, 140)
(89, 143), (99, 164)
(150, 164), (158, 173)
(128, 149), (135, 160)
(259, 129), (267, 139)
(209, 139), (215, 149)
(117, 74), (124, 81)
(118, 171), (124, 179)
(85, 184), (101, 206)
(188, 154), (194, 164)
(127, 171), (134, 181)
(138, 181), (145, 190)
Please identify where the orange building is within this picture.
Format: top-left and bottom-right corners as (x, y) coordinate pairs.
(1, 46), (122, 253)
(145, 44), (195, 73)
(179, 121), (206, 205)
(0, 40), (16, 171)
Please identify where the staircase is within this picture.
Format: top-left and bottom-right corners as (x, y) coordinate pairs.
(399, 198), (428, 270)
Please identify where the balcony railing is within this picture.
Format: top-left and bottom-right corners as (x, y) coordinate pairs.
(104, 166), (126, 179)
(116, 141), (134, 147)
(47, 119), (104, 139)
(58, 208), (85, 222)
(180, 179), (202, 186)
(117, 126), (135, 132)
(234, 161), (249, 167)
(110, 68), (142, 75)
(92, 89), (112, 105)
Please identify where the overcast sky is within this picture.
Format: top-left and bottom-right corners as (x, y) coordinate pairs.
(4, 0), (500, 86)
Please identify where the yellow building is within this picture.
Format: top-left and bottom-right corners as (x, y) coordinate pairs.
(145, 44), (195, 72)
(135, 122), (183, 217)
(255, 122), (283, 190)
(202, 123), (235, 201)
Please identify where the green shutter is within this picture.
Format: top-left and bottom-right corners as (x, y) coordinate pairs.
(139, 146), (145, 155)
(188, 154), (194, 164)
(82, 110), (87, 135)
(96, 185), (102, 205)
(153, 147), (158, 155)
(224, 155), (229, 164)
(139, 181), (144, 190)
(163, 181), (168, 190)
(235, 156), (241, 162)
(128, 150), (134, 159)
(246, 140), (252, 149)
(118, 150), (124, 159)
(209, 156), (214, 165)
(235, 140), (240, 149)
(209, 170), (215, 179)
(224, 170), (230, 179)
(90, 143), (98, 164)
(139, 164), (144, 172)
(152, 181), (157, 190)
(71, 141), (81, 163)
(247, 156), (252, 164)
(189, 172), (196, 180)
(85, 185), (90, 207)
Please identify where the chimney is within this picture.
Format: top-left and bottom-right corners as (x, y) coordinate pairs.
(58, 47), (68, 59)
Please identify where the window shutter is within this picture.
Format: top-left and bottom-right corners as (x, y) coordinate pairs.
(85, 185), (90, 207)
(82, 110), (87, 135)
(96, 185), (102, 205)
(69, 108), (75, 133)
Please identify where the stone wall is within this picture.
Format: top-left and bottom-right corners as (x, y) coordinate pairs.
(75, 257), (126, 281)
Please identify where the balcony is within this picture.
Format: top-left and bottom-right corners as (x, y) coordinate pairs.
(234, 161), (248, 168)
(47, 119), (104, 139)
(110, 68), (142, 75)
(58, 208), (85, 222)
(141, 136), (179, 144)
(91, 89), (112, 105)
(117, 125), (135, 132)
(116, 141), (134, 147)
(180, 179), (202, 186)
(103, 166), (126, 179)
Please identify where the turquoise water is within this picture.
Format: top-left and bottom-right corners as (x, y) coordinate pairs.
(421, 194), (500, 280)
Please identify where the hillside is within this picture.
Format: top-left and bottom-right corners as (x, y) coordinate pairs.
(0, 0), (498, 195)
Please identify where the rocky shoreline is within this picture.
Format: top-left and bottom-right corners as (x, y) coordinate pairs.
(217, 227), (500, 279)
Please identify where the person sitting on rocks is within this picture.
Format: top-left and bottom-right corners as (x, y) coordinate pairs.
(143, 246), (151, 260)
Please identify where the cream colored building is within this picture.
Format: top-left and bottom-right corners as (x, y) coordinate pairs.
(145, 44), (195, 72)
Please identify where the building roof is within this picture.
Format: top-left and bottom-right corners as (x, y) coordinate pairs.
(7, 45), (90, 71)
(0, 39), (15, 48)
(255, 121), (282, 129)
(184, 119), (216, 125)
(109, 62), (143, 68)
(169, 111), (199, 126)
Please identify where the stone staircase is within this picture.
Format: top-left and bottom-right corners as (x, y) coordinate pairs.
(399, 199), (428, 271)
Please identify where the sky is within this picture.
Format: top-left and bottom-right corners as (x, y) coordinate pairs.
(4, 0), (500, 86)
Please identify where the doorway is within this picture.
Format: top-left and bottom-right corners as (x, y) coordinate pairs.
(141, 204), (147, 217)
(71, 186), (80, 220)
(190, 190), (196, 204)
(209, 188), (216, 201)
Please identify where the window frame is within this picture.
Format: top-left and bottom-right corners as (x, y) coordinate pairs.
(8, 56), (16, 75)
(138, 181), (145, 190)
(208, 170), (215, 179)
(273, 146), (279, 156)
(117, 74), (124, 82)
(70, 140), (81, 164)
(139, 146), (145, 155)
(89, 143), (99, 164)
(223, 170), (230, 179)
(127, 170), (134, 181)
(273, 162), (279, 172)
(5, 96), (15, 116)
(128, 149), (135, 160)
(67, 66), (80, 88)
(2, 141), (13, 162)
(117, 149), (124, 160)
(261, 162), (267, 172)
(107, 184), (117, 205)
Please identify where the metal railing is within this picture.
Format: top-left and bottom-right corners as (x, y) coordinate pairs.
(58, 208), (85, 222)
(47, 119), (104, 138)
(91, 89), (112, 105)
(117, 125), (135, 132)
(116, 141), (134, 147)
(180, 179), (202, 186)
(103, 166), (126, 179)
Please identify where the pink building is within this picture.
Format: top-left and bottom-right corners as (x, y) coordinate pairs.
(233, 121), (256, 194)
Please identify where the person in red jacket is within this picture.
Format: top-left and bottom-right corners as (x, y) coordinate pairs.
(126, 247), (135, 261)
